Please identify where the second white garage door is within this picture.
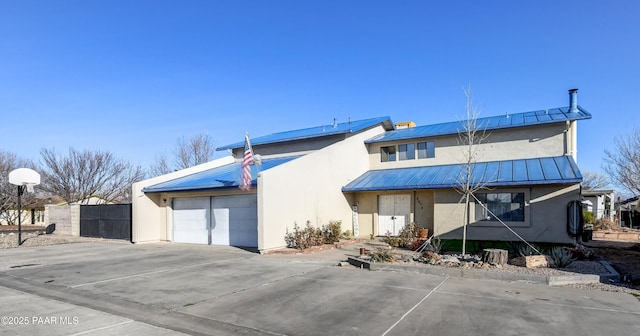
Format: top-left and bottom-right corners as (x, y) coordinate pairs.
(173, 195), (258, 247)
(211, 195), (258, 247)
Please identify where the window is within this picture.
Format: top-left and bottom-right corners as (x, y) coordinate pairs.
(417, 141), (435, 159)
(398, 143), (415, 160)
(475, 192), (525, 222)
(380, 146), (396, 162)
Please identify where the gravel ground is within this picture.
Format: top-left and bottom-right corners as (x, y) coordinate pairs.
(386, 250), (640, 296)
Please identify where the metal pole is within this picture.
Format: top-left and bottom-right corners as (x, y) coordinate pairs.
(17, 185), (24, 246)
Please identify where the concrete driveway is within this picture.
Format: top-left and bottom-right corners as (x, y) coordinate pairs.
(1, 241), (639, 335)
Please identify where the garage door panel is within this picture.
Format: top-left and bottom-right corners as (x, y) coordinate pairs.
(173, 197), (210, 245)
(173, 195), (257, 247)
(211, 208), (230, 245)
(212, 195), (258, 248)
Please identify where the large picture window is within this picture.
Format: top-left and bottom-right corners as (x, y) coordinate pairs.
(398, 143), (415, 160)
(417, 141), (435, 159)
(475, 192), (525, 222)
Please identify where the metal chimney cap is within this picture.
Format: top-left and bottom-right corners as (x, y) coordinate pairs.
(568, 88), (579, 113)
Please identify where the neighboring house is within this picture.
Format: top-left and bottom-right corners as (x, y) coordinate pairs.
(58, 195), (116, 205)
(0, 195), (64, 226)
(581, 189), (615, 221)
(0, 195), (114, 226)
(620, 196), (639, 228)
(132, 89), (591, 252)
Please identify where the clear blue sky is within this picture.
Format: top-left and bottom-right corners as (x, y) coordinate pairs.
(1, 1), (638, 182)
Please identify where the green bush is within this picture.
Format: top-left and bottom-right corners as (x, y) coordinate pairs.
(582, 210), (594, 224)
(549, 246), (575, 268)
(510, 242), (542, 257)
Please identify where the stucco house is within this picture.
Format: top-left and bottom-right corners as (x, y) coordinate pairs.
(132, 89), (591, 252)
(581, 189), (615, 221)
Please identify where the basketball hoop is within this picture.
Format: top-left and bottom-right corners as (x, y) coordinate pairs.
(8, 168), (41, 246)
(26, 183), (36, 193)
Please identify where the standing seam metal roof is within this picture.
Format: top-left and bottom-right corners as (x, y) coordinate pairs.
(342, 156), (582, 192)
(365, 106), (591, 143)
(217, 116), (393, 150)
(142, 156), (299, 193)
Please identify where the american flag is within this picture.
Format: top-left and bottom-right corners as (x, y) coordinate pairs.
(240, 133), (254, 191)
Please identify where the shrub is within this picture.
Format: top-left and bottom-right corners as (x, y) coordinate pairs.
(284, 220), (343, 249)
(398, 222), (420, 247)
(569, 245), (594, 260)
(511, 242), (541, 257)
(368, 250), (396, 262)
(582, 210), (594, 224)
(409, 240), (423, 251)
(549, 246), (575, 268)
(323, 220), (342, 244)
(430, 236), (443, 254)
(284, 226), (296, 248)
(382, 235), (400, 248)
(382, 222), (421, 248)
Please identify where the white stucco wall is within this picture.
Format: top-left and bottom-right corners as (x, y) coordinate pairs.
(131, 156), (235, 243)
(369, 123), (569, 169)
(257, 125), (386, 251)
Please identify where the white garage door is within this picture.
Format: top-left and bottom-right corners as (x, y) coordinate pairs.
(212, 195), (258, 247)
(172, 195), (258, 247)
(173, 197), (210, 244)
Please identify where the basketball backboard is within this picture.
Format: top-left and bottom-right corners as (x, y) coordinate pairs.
(9, 168), (41, 191)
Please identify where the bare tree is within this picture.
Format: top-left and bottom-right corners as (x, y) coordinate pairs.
(456, 87), (489, 256)
(150, 133), (216, 177)
(40, 147), (146, 204)
(581, 171), (609, 190)
(149, 153), (172, 177)
(0, 150), (37, 225)
(604, 128), (640, 196)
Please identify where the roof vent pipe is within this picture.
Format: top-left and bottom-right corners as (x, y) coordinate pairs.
(568, 88), (579, 113)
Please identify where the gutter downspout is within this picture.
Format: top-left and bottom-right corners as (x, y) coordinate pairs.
(571, 121), (578, 162)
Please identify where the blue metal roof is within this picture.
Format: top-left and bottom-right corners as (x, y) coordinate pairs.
(142, 156), (299, 193)
(342, 156), (582, 192)
(365, 106), (592, 144)
(217, 116), (393, 150)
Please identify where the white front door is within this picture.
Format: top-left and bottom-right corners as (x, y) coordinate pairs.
(378, 194), (411, 236)
(173, 197), (210, 244)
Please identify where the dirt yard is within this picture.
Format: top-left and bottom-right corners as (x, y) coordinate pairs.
(587, 237), (640, 288)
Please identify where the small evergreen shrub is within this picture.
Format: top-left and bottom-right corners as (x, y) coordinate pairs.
(549, 246), (575, 268)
